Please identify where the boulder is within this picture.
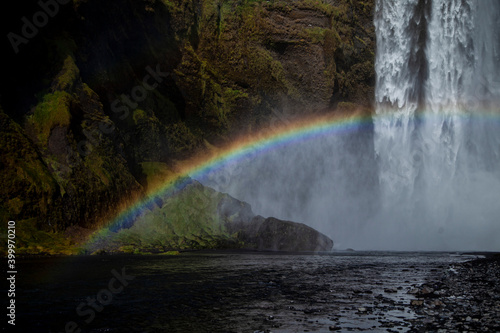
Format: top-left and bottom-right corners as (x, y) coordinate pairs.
(108, 179), (333, 253)
(231, 215), (333, 252)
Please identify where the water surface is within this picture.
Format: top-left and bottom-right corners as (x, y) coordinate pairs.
(13, 251), (474, 332)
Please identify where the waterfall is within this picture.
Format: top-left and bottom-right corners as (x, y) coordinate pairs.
(374, 0), (500, 249)
(197, 0), (500, 251)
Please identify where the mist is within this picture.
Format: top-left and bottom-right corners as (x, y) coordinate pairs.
(197, 0), (500, 251)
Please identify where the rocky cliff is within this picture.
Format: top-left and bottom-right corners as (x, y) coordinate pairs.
(86, 178), (333, 253)
(0, 0), (375, 253)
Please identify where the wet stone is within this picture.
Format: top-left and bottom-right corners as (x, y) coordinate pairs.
(16, 252), (500, 333)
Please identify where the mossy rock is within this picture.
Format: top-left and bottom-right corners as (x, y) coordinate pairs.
(85, 178), (332, 253)
(28, 91), (72, 145)
(53, 56), (80, 92)
(159, 250), (181, 255)
(0, 218), (79, 256)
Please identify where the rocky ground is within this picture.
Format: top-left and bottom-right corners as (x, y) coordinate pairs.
(233, 253), (500, 333)
(407, 254), (500, 333)
(15, 252), (499, 332)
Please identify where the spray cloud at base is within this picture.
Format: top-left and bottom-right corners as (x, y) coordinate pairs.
(197, 0), (500, 251)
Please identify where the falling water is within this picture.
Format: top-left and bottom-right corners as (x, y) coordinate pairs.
(373, 0), (500, 250)
(198, 0), (500, 251)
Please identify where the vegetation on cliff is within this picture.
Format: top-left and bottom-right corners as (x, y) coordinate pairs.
(0, 0), (375, 254)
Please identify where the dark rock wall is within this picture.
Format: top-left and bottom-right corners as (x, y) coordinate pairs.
(0, 0), (376, 242)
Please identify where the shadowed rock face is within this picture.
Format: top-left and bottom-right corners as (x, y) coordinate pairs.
(216, 185), (333, 251)
(248, 216), (334, 252)
(227, 216), (334, 252)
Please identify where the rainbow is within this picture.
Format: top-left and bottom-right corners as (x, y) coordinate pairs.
(84, 108), (500, 248)
(84, 111), (371, 246)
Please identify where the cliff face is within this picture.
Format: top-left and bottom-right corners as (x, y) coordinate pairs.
(0, 0), (375, 252)
(87, 178), (333, 254)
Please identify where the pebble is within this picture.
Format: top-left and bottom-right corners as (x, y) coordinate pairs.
(408, 256), (500, 332)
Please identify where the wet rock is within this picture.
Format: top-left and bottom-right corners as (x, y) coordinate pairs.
(409, 255), (500, 332)
(429, 300), (443, 307)
(420, 286), (434, 295)
(353, 289), (373, 294)
(410, 300), (424, 306)
(384, 288), (398, 293)
(234, 216), (334, 252)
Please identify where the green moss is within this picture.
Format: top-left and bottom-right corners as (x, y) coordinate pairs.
(355, 36), (368, 47)
(246, 46), (298, 97)
(17, 159), (58, 193)
(107, 181), (237, 250)
(43, 157), (69, 194)
(301, 27), (328, 44)
(175, 43), (232, 129)
(118, 245), (135, 253)
(160, 250), (181, 255)
(323, 28), (340, 55)
(6, 197), (23, 215)
(161, 0), (175, 8)
(337, 101), (359, 111)
(223, 88), (249, 108)
(132, 249), (154, 255)
(0, 111), (62, 228)
(296, 0), (337, 16)
(0, 219), (79, 256)
(84, 153), (111, 186)
(140, 162), (177, 188)
(165, 122), (199, 156)
(55, 56), (80, 91)
(200, 0), (234, 36)
(30, 91), (72, 144)
(82, 83), (97, 99)
(133, 109), (148, 125)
